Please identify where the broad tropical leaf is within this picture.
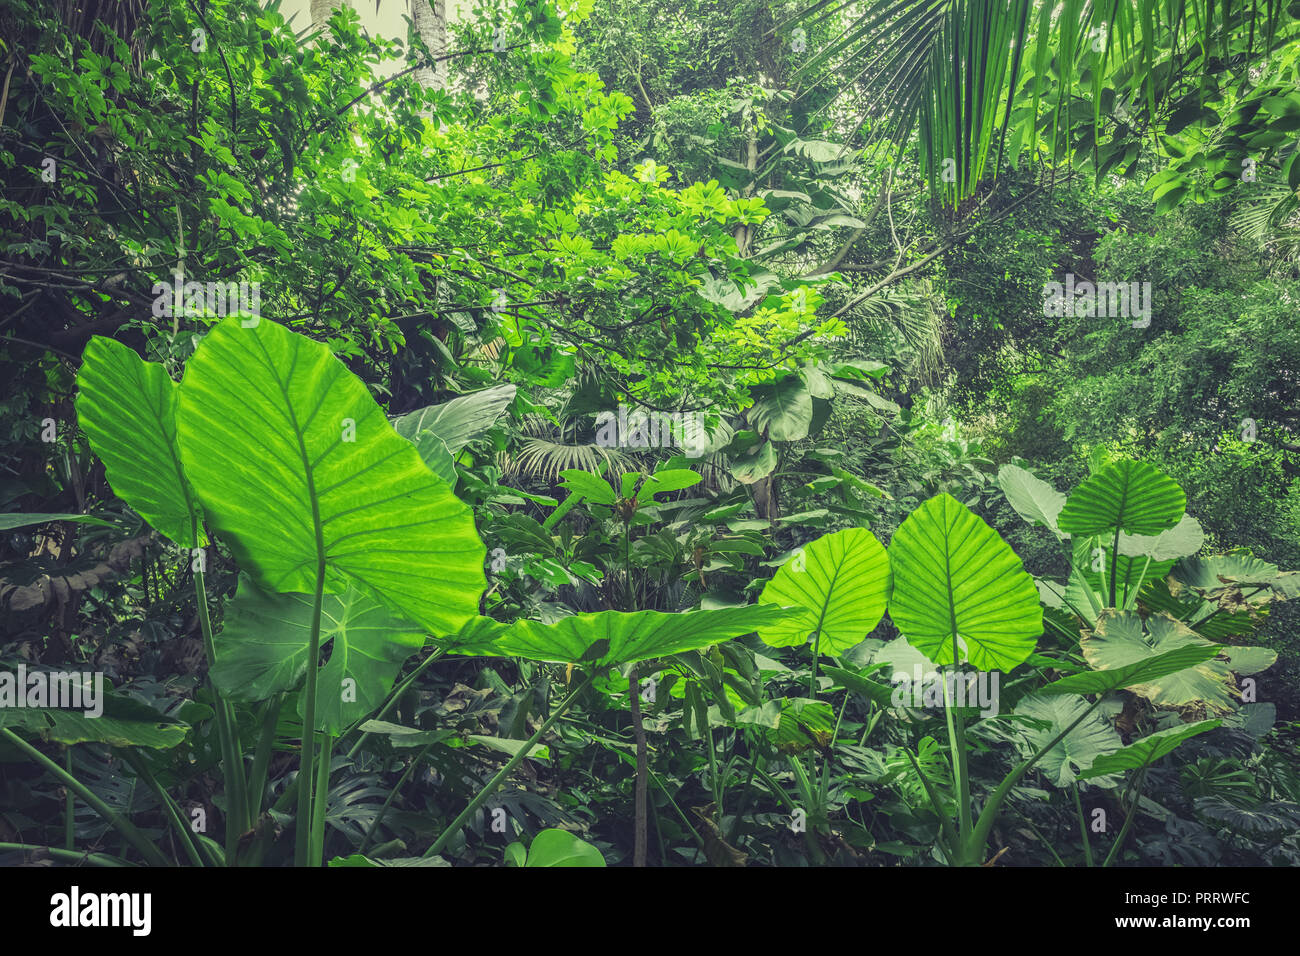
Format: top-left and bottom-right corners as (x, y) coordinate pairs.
(747, 375), (813, 442)
(1037, 643), (1220, 697)
(1119, 514), (1204, 562)
(76, 336), (205, 547)
(1082, 610), (1274, 712)
(757, 527), (892, 653)
(512, 828), (606, 867)
(210, 575), (426, 733)
(1079, 720), (1222, 779)
(1058, 460), (1186, 536)
(0, 677), (188, 749)
(393, 384), (516, 455)
(887, 493), (1042, 671)
(458, 605), (800, 667)
(997, 464), (1067, 538)
(176, 318), (485, 633)
(1015, 693), (1122, 788)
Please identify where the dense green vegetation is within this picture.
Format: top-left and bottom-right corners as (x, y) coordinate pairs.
(1, 0), (1298, 868)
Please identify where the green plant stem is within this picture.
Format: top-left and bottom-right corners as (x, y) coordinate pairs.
(64, 745), (74, 851)
(309, 732), (334, 866)
(725, 743), (762, 843)
(943, 671), (974, 842)
(424, 673), (595, 859)
(1103, 766), (1148, 867)
(903, 748), (960, 861)
(0, 843), (131, 867)
(360, 743), (434, 853)
(345, 647), (447, 759)
(294, 559), (327, 867)
(1, 729), (169, 866)
(193, 565), (248, 857)
(122, 750), (207, 867)
(629, 662), (648, 867)
(1073, 785), (1094, 866)
(966, 695), (1107, 865)
(246, 693), (283, 818)
(1021, 818), (1067, 866)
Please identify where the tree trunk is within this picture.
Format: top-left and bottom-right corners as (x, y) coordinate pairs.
(311, 0), (346, 30)
(411, 0), (447, 94)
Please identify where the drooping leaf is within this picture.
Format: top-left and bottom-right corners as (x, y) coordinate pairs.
(210, 575), (426, 733)
(0, 513), (117, 531)
(456, 605), (799, 667)
(1014, 693), (1122, 788)
(176, 318), (485, 634)
(757, 528), (891, 653)
(1037, 643), (1220, 697)
(997, 464), (1067, 538)
(0, 675), (188, 749)
(887, 493), (1043, 671)
(392, 384), (516, 455)
(1081, 610), (1272, 712)
(1079, 720), (1222, 778)
(76, 336), (205, 547)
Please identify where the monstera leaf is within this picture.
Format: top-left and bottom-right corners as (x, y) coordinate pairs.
(1014, 694), (1122, 788)
(1082, 610), (1274, 713)
(887, 494), (1043, 671)
(997, 464), (1067, 539)
(1058, 460), (1186, 537)
(210, 575), (425, 733)
(1079, 720), (1222, 779)
(458, 605), (799, 668)
(747, 375), (813, 442)
(76, 336), (205, 547)
(176, 318), (485, 634)
(757, 528), (891, 653)
(0, 678), (188, 749)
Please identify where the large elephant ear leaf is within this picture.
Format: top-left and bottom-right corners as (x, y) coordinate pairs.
(1014, 694), (1122, 788)
(393, 384), (516, 456)
(1058, 460), (1186, 537)
(997, 464), (1067, 539)
(1079, 720), (1222, 780)
(1082, 610), (1274, 713)
(757, 527), (891, 653)
(0, 674), (188, 749)
(210, 575), (425, 733)
(461, 605), (800, 668)
(176, 318), (485, 633)
(76, 336), (204, 548)
(887, 493), (1043, 671)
